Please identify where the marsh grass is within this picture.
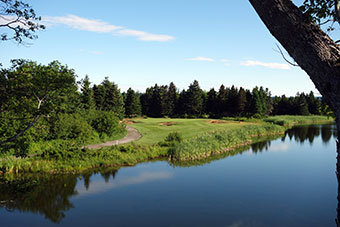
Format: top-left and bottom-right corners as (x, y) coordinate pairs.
(169, 124), (285, 161)
(0, 144), (168, 175)
(264, 115), (333, 126)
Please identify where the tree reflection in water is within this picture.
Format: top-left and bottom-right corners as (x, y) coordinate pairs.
(0, 168), (118, 223)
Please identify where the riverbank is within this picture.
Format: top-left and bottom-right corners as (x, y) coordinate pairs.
(0, 115), (334, 175)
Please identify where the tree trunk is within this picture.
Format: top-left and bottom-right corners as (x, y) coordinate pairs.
(249, 0), (340, 131)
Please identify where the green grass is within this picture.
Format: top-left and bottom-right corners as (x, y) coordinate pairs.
(0, 144), (168, 174)
(0, 115), (334, 175)
(129, 118), (258, 145)
(264, 115), (333, 127)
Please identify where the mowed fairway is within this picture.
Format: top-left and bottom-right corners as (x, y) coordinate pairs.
(126, 118), (255, 145)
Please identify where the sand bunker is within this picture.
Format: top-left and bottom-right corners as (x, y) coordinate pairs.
(122, 120), (137, 124)
(159, 122), (176, 126)
(207, 120), (228, 124)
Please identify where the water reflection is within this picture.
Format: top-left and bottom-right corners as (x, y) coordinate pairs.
(0, 174), (78, 223)
(0, 124), (338, 225)
(76, 171), (173, 197)
(282, 124), (337, 144)
(0, 168), (118, 223)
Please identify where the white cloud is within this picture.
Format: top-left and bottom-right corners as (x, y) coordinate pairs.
(240, 60), (290, 70)
(43, 15), (121, 33)
(118, 29), (175, 42)
(42, 14), (175, 42)
(186, 56), (215, 62)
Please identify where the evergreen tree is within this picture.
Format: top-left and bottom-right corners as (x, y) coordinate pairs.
(125, 88), (141, 117)
(140, 87), (153, 116)
(237, 87), (247, 116)
(228, 85), (239, 116)
(80, 75), (95, 110)
(206, 88), (218, 116)
(98, 77), (125, 119)
(149, 84), (162, 117)
(185, 80), (203, 116)
(294, 93), (309, 115)
(176, 90), (187, 116)
(92, 84), (104, 110)
(306, 91), (321, 115)
(217, 85), (228, 116)
(244, 89), (253, 116)
(160, 85), (170, 116)
(167, 82), (178, 116)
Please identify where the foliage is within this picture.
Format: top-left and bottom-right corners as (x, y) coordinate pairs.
(92, 77), (125, 119)
(0, 60), (80, 150)
(299, 0), (337, 31)
(50, 113), (96, 143)
(0, 0), (45, 43)
(83, 110), (125, 139)
(165, 132), (182, 143)
(80, 75), (95, 110)
(124, 88), (142, 117)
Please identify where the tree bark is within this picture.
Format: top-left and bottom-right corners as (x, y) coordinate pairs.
(249, 0), (340, 133)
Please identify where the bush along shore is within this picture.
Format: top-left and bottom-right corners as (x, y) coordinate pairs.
(0, 116), (334, 175)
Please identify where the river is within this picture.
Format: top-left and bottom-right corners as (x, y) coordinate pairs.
(0, 124), (338, 226)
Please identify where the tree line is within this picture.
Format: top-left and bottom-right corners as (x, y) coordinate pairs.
(0, 60), (332, 154)
(81, 76), (330, 118)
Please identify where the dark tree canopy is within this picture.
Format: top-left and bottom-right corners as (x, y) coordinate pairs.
(0, 0), (45, 44)
(124, 88), (141, 117)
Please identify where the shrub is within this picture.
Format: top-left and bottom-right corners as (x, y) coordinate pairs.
(165, 132), (182, 143)
(28, 139), (81, 159)
(50, 113), (97, 143)
(85, 110), (124, 138)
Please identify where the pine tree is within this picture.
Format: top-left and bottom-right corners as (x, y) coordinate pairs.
(140, 87), (153, 116)
(237, 87), (247, 116)
(295, 93), (309, 115)
(185, 80), (203, 116)
(80, 75), (95, 110)
(228, 85), (239, 116)
(206, 88), (218, 116)
(176, 90), (187, 116)
(217, 84), (228, 116)
(99, 77), (125, 119)
(93, 84), (104, 110)
(160, 85), (170, 116)
(167, 82), (178, 117)
(125, 88), (141, 117)
(149, 84), (162, 117)
(306, 91), (321, 115)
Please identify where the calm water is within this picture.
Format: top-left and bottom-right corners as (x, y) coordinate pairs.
(0, 124), (338, 227)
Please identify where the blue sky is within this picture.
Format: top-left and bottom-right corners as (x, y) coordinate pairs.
(1, 0), (319, 96)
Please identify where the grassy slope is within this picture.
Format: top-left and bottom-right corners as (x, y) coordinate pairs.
(130, 118), (256, 145)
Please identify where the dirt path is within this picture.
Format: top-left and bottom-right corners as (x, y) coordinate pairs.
(85, 126), (141, 150)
